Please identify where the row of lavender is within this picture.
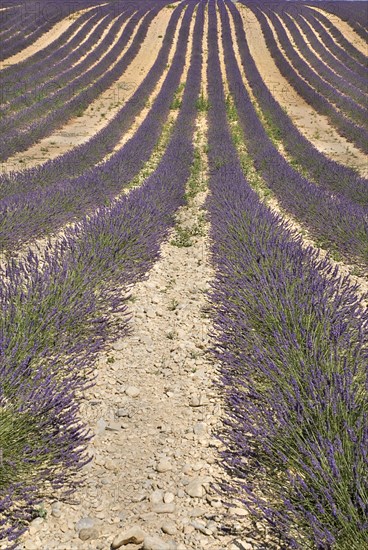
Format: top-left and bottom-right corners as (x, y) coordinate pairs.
(0, 2), (204, 546)
(289, 7), (367, 94)
(246, 2), (368, 154)
(274, 9), (367, 110)
(1, 8), (120, 116)
(304, 5), (367, 69)
(0, 1), (192, 251)
(271, 6), (368, 126)
(315, 0), (368, 42)
(226, 0), (367, 208)
(207, 1), (367, 547)
(0, 1), (185, 197)
(0, 4), (159, 160)
(223, 1), (368, 266)
(0, 0), (107, 60)
(1, 7), (102, 82)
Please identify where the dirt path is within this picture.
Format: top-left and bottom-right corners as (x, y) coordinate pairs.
(239, 5), (367, 176)
(308, 6), (368, 55)
(1, 7), (172, 173)
(0, 5), (104, 69)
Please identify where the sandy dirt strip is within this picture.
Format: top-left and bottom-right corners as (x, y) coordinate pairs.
(239, 5), (367, 176)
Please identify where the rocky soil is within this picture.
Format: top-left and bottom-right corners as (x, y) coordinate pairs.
(16, 116), (276, 550)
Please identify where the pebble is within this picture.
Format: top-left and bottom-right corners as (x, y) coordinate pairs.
(191, 520), (212, 535)
(163, 492), (175, 504)
(29, 518), (44, 535)
(79, 527), (99, 541)
(116, 408), (130, 418)
(161, 520), (177, 535)
(193, 422), (207, 437)
(150, 489), (164, 505)
(75, 517), (96, 532)
(185, 478), (205, 498)
(156, 459), (172, 473)
(143, 535), (174, 550)
(111, 526), (146, 549)
(151, 502), (176, 514)
(125, 386), (140, 398)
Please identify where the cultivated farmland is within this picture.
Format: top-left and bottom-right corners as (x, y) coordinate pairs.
(0, 1), (367, 549)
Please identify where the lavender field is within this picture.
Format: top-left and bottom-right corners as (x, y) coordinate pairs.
(0, 1), (367, 549)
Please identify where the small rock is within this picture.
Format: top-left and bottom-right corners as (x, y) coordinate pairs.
(189, 507), (206, 518)
(79, 527), (99, 541)
(150, 489), (164, 505)
(193, 422), (207, 437)
(106, 421), (121, 432)
(185, 479), (205, 498)
(29, 517), (44, 535)
(156, 459), (172, 473)
(96, 418), (107, 434)
(143, 535), (173, 550)
(111, 526), (146, 549)
(75, 517), (96, 532)
(125, 386), (140, 398)
(151, 502), (176, 514)
(51, 501), (62, 518)
(116, 408), (130, 418)
(191, 520), (212, 535)
(161, 520), (177, 535)
(113, 341), (125, 351)
(163, 492), (175, 504)
(132, 492), (146, 503)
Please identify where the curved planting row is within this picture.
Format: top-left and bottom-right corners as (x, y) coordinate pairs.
(276, 9), (367, 110)
(296, 9), (367, 91)
(226, 0), (368, 208)
(207, 2), (368, 548)
(1, 8), (116, 111)
(222, 2), (368, 265)
(261, 6), (368, 131)
(0, 0), (105, 60)
(0, 6), (159, 161)
(0, 8), (100, 81)
(0, 8), (153, 142)
(0, 1), (186, 201)
(0, 2), (195, 251)
(245, 3), (368, 154)
(316, 0), (368, 41)
(0, 2), (204, 546)
(304, 6), (368, 70)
